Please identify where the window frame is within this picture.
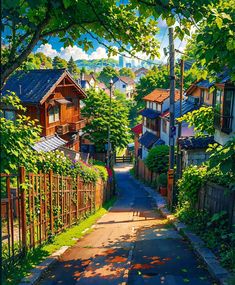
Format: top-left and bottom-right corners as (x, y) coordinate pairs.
(48, 105), (60, 124)
(1, 109), (16, 121)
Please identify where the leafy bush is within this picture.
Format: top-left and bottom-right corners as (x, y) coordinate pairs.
(94, 165), (108, 182)
(0, 92), (41, 174)
(158, 173), (167, 187)
(176, 165), (235, 272)
(36, 150), (71, 175)
(145, 145), (169, 173)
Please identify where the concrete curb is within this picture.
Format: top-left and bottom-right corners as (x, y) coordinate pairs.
(121, 243), (135, 285)
(129, 174), (231, 285)
(19, 246), (69, 285)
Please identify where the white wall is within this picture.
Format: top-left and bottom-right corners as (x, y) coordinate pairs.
(114, 79), (135, 99)
(162, 98), (170, 112)
(142, 146), (149, 160)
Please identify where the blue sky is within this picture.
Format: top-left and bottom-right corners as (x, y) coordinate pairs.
(34, 19), (186, 64)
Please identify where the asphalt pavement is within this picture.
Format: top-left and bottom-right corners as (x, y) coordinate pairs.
(38, 164), (216, 285)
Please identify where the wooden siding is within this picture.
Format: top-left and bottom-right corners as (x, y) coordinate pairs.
(23, 75), (85, 151)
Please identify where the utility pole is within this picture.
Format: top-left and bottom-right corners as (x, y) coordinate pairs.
(168, 27), (176, 206)
(176, 59), (184, 179)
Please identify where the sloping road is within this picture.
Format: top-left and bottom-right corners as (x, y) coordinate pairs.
(39, 164), (216, 285)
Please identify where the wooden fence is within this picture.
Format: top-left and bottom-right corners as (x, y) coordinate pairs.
(197, 182), (235, 231)
(136, 158), (158, 186)
(1, 167), (113, 264)
(115, 155), (133, 164)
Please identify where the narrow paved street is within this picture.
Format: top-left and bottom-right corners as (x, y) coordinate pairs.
(39, 164), (215, 285)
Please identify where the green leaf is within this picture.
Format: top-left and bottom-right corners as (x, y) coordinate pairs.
(166, 17), (175, 27)
(215, 17), (223, 29)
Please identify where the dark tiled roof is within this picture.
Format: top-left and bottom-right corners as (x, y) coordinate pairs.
(139, 108), (161, 119)
(178, 136), (214, 150)
(2, 69), (66, 104)
(139, 131), (164, 149)
(162, 99), (197, 119)
(196, 80), (214, 89)
(32, 135), (66, 152)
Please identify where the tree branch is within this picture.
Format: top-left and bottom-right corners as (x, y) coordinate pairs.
(1, 11), (51, 87)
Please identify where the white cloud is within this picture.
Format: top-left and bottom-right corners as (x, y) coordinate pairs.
(36, 43), (59, 58)
(89, 47), (108, 60)
(59, 45), (89, 61)
(35, 44), (119, 61)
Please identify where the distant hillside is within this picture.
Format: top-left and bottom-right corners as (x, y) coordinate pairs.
(75, 58), (118, 69)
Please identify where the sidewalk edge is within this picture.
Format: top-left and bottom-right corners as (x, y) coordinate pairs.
(129, 174), (232, 285)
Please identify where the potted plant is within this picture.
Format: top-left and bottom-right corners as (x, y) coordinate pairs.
(158, 173), (167, 196)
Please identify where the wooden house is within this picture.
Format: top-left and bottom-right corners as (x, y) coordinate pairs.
(2, 69), (86, 152)
(185, 79), (214, 106)
(185, 73), (235, 145)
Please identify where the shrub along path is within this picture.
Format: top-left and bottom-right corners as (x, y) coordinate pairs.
(39, 164), (217, 285)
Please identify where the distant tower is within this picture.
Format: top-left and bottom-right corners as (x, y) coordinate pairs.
(119, 55), (124, 68)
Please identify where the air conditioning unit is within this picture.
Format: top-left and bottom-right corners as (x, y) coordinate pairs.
(56, 124), (69, 135)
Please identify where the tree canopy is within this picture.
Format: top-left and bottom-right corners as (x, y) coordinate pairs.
(1, 0), (161, 86)
(52, 56), (68, 69)
(2, 0), (225, 88)
(81, 89), (130, 151)
(98, 66), (119, 85)
(67, 56), (80, 77)
(24, 52), (53, 69)
(119, 67), (135, 79)
(183, 0), (235, 80)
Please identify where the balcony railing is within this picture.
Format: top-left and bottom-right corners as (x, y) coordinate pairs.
(69, 119), (86, 132)
(214, 112), (233, 134)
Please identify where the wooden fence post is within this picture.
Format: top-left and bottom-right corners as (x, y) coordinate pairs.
(19, 166), (27, 254)
(49, 170), (54, 234)
(76, 176), (79, 220)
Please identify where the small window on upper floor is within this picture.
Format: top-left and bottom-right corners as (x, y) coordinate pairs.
(162, 120), (167, 133)
(122, 84), (126, 88)
(49, 105), (60, 123)
(1, 110), (16, 121)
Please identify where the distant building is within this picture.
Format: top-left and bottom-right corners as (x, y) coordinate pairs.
(113, 76), (135, 99)
(119, 55), (124, 68)
(134, 67), (148, 83)
(138, 88), (181, 159)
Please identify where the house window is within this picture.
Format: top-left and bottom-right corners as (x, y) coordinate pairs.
(222, 89), (234, 131)
(122, 84), (126, 88)
(49, 105), (60, 123)
(1, 110), (16, 121)
(206, 91), (209, 101)
(162, 120), (167, 133)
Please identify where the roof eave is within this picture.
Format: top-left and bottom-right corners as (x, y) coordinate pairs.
(39, 70), (87, 105)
